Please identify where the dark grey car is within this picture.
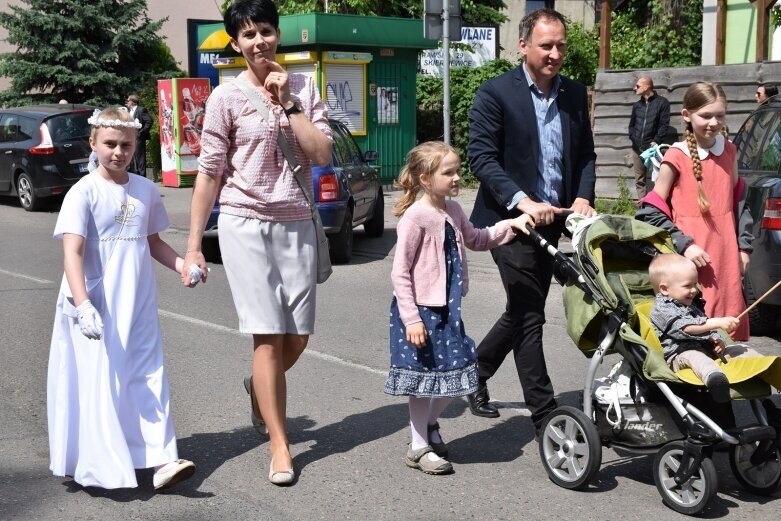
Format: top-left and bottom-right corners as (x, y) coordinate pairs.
(733, 97), (781, 334)
(0, 104), (95, 211)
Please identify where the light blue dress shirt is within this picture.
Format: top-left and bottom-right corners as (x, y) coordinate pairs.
(507, 63), (564, 210)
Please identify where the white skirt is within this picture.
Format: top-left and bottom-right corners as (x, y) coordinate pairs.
(218, 213), (317, 335)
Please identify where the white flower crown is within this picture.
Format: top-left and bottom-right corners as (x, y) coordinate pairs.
(87, 108), (142, 129)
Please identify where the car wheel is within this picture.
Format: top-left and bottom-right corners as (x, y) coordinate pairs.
(328, 208), (353, 264)
(16, 172), (41, 211)
(744, 276), (778, 335)
(363, 188), (385, 238)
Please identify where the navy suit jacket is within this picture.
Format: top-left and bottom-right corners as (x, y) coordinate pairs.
(468, 66), (596, 228)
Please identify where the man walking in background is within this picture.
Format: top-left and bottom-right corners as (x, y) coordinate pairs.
(126, 94), (153, 177)
(628, 76), (670, 198)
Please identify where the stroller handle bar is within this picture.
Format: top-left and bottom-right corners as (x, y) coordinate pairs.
(523, 210), (589, 291)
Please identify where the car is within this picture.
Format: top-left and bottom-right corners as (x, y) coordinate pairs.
(0, 104), (95, 211)
(201, 118), (383, 264)
(732, 96), (781, 334)
(315, 119), (383, 263)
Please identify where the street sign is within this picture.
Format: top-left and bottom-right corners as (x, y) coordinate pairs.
(423, 0), (462, 41)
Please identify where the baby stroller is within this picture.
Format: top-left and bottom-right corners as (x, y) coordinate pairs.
(528, 214), (781, 515)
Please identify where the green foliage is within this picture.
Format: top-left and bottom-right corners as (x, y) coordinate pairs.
(417, 59), (514, 186)
(0, 0), (182, 107)
(610, 0), (702, 69)
(595, 174), (635, 215)
(560, 21), (599, 87)
(220, 0), (507, 24)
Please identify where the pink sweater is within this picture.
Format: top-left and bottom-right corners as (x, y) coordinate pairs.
(391, 200), (517, 325)
(198, 73), (332, 221)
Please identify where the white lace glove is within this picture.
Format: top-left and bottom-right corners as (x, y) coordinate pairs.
(188, 264), (204, 286)
(76, 299), (104, 340)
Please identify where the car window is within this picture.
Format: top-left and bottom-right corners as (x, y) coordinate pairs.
(17, 116), (36, 141)
(48, 113), (91, 143)
(0, 114), (21, 142)
(758, 114), (781, 172)
(342, 130), (365, 166)
(331, 124), (351, 167)
(737, 110), (781, 171)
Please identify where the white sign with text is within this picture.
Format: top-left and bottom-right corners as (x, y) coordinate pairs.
(419, 26), (497, 76)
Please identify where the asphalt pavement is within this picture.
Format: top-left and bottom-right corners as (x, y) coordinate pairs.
(2, 185), (781, 520)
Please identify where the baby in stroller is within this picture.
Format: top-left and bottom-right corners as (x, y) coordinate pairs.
(649, 253), (765, 403)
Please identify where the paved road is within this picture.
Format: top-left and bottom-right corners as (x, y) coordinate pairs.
(1, 187), (780, 520)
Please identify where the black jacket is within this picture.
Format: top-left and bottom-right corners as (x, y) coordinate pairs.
(468, 67), (596, 228)
(134, 105), (153, 141)
(628, 93), (671, 153)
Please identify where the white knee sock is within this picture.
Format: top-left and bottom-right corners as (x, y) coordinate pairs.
(409, 396), (433, 451)
(427, 397), (454, 444)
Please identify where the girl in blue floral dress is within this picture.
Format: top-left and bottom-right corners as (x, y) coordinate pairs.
(385, 142), (534, 474)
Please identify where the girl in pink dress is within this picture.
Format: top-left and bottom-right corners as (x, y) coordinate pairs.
(638, 82), (754, 340)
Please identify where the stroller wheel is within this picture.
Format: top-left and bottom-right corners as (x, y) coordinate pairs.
(538, 406), (601, 490)
(653, 441), (717, 515)
(729, 443), (781, 495)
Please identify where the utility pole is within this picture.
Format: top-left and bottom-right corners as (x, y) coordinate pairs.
(424, 0), (462, 145)
(442, 1), (451, 144)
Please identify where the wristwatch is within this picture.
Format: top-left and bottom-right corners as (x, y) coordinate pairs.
(283, 100), (302, 117)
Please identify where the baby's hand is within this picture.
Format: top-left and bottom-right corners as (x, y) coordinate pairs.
(711, 337), (725, 354)
(509, 214), (535, 235)
(406, 322), (427, 348)
(714, 316), (739, 334)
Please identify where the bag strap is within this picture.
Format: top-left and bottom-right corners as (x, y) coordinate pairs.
(232, 75), (315, 209)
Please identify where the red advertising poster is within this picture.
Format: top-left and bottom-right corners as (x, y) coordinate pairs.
(159, 78), (211, 187)
(157, 80), (176, 185)
(175, 78), (210, 175)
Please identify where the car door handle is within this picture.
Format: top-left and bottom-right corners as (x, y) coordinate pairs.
(4, 150), (11, 154)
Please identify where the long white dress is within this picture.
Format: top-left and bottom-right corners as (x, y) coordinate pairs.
(47, 172), (178, 489)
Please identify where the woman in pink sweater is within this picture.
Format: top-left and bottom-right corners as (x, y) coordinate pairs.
(385, 142), (534, 474)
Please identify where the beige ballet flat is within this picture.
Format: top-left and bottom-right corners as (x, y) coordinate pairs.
(268, 457), (295, 486)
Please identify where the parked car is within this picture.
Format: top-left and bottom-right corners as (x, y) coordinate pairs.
(0, 104), (95, 211)
(732, 96), (781, 334)
(201, 118), (383, 264)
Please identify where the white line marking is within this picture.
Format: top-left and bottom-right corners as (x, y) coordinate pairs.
(158, 309), (387, 376)
(0, 268), (53, 284)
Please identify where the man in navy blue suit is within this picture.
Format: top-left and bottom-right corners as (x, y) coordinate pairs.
(466, 8), (597, 434)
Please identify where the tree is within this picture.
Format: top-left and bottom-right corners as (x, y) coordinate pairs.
(220, 0), (507, 26)
(610, 0), (702, 69)
(0, 0), (182, 107)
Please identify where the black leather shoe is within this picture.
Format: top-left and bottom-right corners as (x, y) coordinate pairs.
(468, 384), (500, 418)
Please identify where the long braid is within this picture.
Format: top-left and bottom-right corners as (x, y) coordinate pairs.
(684, 123), (710, 213)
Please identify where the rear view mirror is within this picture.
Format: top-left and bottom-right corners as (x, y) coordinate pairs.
(363, 150), (379, 162)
